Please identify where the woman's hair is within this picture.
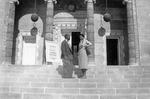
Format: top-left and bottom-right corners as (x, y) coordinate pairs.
(79, 34), (85, 38)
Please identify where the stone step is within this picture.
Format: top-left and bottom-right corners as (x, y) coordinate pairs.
(1, 65), (150, 72)
(1, 93), (150, 99)
(0, 65), (150, 99)
(1, 65), (150, 80)
(1, 65), (150, 76)
(1, 79), (150, 89)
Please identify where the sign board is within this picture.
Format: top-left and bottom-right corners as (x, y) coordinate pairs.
(45, 41), (60, 63)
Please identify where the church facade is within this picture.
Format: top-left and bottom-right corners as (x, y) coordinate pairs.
(0, 0), (150, 66)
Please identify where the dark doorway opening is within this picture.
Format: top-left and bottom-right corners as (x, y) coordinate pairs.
(72, 32), (80, 53)
(107, 38), (119, 65)
(72, 32), (80, 65)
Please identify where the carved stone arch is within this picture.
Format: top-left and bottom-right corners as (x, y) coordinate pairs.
(59, 0), (85, 11)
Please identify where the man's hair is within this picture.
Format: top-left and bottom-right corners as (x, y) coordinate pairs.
(64, 34), (70, 39)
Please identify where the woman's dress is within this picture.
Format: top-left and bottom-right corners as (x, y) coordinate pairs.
(78, 39), (92, 69)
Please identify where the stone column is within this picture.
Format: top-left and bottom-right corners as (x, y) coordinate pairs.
(3, 0), (19, 64)
(44, 0), (57, 41)
(85, 0), (96, 65)
(123, 0), (136, 65)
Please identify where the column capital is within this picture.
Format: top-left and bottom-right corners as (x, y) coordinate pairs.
(84, 0), (96, 4)
(9, 0), (19, 5)
(123, 0), (132, 5)
(44, 0), (57, 4)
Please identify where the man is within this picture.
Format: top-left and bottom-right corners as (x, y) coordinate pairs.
(61, 34), (74, 78)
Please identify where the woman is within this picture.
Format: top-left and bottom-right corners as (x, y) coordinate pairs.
(78, 34), (92, 79)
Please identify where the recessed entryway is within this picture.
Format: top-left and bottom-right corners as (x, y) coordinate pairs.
(72, 32), (80, 65)
(72, 32), (80, 53)
(106, 38), (119, 65)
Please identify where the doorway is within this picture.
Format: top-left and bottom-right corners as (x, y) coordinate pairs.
(22, 36), (36, 65)
(106, 38), (119, 65)
(72, 32), (80, 65)
(72, 32), (80, 52)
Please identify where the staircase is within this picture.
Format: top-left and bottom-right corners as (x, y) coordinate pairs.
(0, 64), (150, 99)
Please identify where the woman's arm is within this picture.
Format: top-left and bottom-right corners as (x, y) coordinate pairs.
(85, 39), (92, 47)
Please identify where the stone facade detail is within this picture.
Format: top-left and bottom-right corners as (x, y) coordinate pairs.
(132, 0), (140, 65)
(0, 0), (142, 65)
(2, 0), (19, 64)
(44, 0), (57, 41)
(123, 0), (136, 65)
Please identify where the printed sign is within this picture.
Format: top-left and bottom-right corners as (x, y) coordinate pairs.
(45, 41), (60, 62)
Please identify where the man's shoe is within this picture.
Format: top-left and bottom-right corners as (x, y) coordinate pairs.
(62, 76), (69, 78)
(69, 77), (75, 79)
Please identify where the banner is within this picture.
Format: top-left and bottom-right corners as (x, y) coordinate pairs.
(45, 41), (60, 63)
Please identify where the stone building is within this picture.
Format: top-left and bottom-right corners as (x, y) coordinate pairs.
(0, 0), (150, 99)
(0, 0), (144, 66)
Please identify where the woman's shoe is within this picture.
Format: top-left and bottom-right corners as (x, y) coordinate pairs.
(80, 75), (87, 79)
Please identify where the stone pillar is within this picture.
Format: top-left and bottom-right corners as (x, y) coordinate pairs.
(3, 0), (19, 64)
(85, 0), (96, 65)
(123, 0), (136, 65)
(44, 0), (57, 41)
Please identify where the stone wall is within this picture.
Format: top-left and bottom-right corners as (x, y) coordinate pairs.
(136, 0), (150, 65)
(0, 0), (6, 63)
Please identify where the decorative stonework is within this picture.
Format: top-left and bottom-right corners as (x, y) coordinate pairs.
(45, 0), (56, 41)
(54, 11), (87, 18)
(44, 0), (57, 4)
(56, 24), (84, 27)
(109, 30), (123, 36)
(67, 4), (76, 12)
(15, 30), (43, 65)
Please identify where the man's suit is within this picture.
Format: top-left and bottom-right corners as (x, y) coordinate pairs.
(61, 40), (74, 78)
